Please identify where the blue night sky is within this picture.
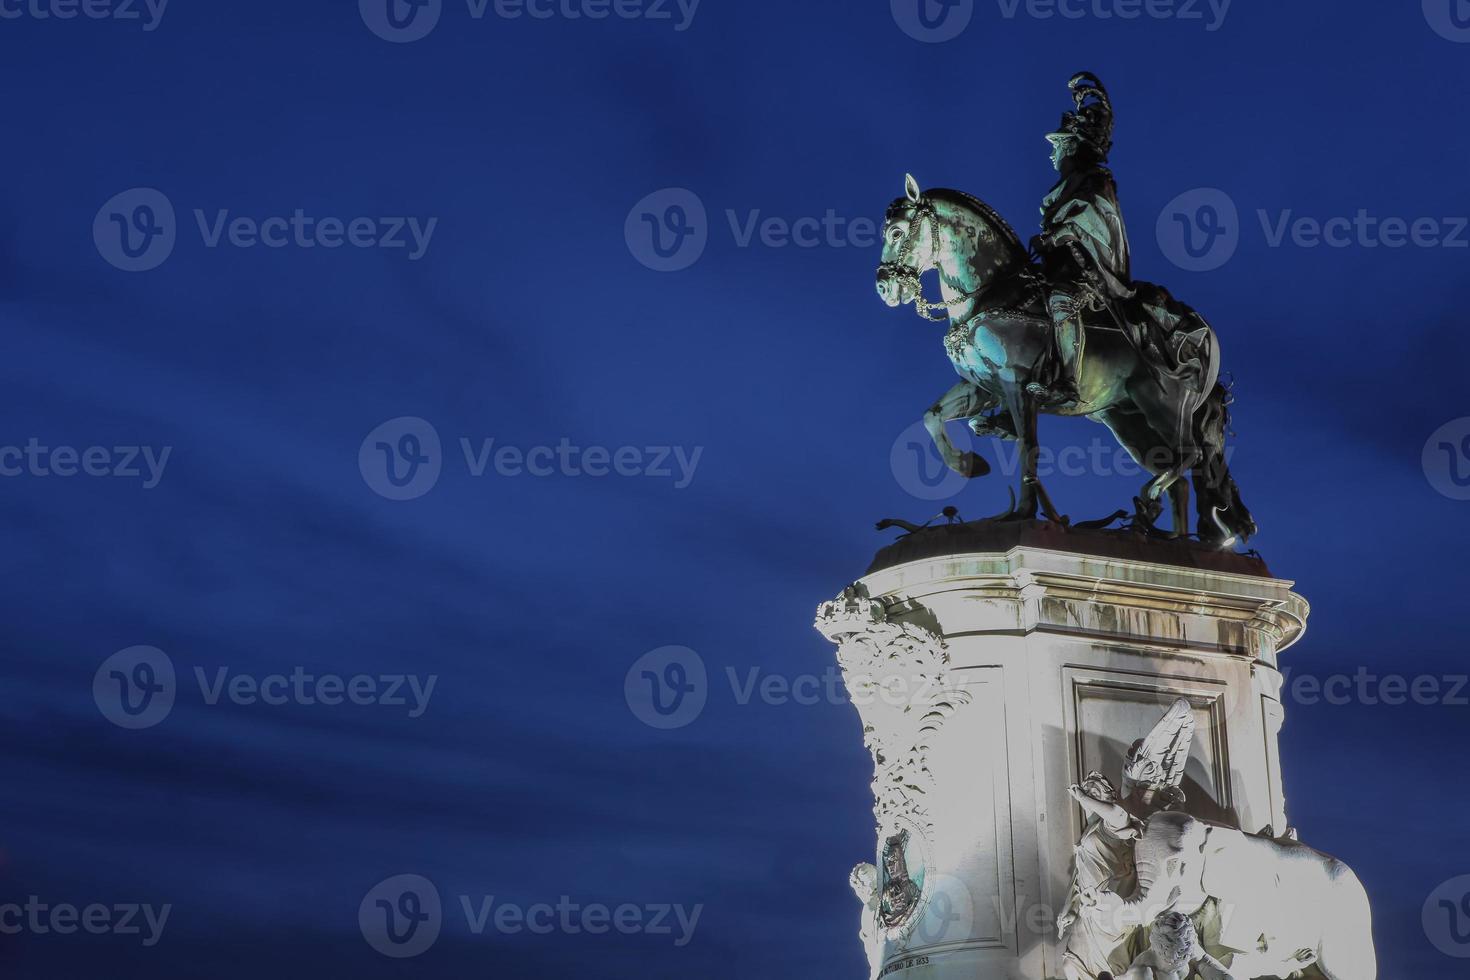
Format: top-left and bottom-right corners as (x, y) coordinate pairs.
(1, 1), (1468, 977)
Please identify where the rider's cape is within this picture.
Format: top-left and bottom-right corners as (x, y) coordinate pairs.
(1130, 283), (1215, 395)
(1040, 165), (1133, 300)
(1042, 166), (1213, 395)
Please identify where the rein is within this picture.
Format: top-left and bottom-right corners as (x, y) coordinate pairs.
(882, 195), (1132, 335)
(878, 200), (991, 322)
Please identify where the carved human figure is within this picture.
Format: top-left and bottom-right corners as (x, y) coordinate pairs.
(879, 830), (922, 929)
(849, 862), (881, 980)
(1078, 701), (1377, 980)
(1032, 72), (1134, 408)
(1093, 810), (1377, 980)
(1060, 700), (1196, 979)
(1058, 773), (1144, 980)
(1113, 911), (1236, 980)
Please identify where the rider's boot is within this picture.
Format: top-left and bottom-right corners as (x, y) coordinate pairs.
(1053, 298), (1086, 407)
(1030, 293), (1083, 408)
(1042, 317), (1083, 408)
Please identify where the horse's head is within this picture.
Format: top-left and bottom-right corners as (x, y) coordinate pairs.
(875, 175), (936, 309)
(875, 174), (1027, 320)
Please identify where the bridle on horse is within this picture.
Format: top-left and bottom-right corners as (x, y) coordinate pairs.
(878, 197), (989, 322)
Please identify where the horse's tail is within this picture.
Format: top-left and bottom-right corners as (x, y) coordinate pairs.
(1192, 382), (1256, 546)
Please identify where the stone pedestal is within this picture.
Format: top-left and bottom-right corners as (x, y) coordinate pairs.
(817, 524), (1309, 980)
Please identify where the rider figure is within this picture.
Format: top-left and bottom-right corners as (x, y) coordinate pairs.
(1030, 72), (1134, 408)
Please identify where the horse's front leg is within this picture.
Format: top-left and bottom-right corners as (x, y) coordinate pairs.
(999, 385), (1063, 523)
(923, 382), (992, 478)
(1018, 389), (1042, 519)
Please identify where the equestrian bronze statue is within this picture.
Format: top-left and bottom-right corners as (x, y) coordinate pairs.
(874, 73), (1254, 547)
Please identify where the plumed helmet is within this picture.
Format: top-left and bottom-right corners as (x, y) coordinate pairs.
(1047, 72), (1115, 159)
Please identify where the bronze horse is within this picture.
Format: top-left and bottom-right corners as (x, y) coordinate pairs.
(875, 176), (1254, 546)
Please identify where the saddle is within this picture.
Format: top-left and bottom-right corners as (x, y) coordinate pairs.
(986, 267), (1215, 395)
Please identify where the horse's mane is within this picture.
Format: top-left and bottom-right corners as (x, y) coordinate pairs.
(926, 187), (1029, 263)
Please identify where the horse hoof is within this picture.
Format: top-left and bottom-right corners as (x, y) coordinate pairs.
(958, 452), (991, 478)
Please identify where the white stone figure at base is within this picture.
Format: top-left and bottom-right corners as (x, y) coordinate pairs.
(1071, 698), (1377, 980)
(1061, 700), (1195, 979)
(849, 862), (881, 980)
(1112, 911), (1235, 980)
(1094, 810), (1377, 980)
(1057, 773), (1144, 980)
(815, 544), (1367, 980)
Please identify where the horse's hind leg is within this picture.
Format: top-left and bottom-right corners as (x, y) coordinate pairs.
(1129, 387), (1204, 537)
(1167, 478), (1191, 537)
(1096, 406), (1184, 534)
(1141, 446), (1200, 538)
